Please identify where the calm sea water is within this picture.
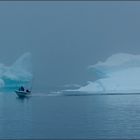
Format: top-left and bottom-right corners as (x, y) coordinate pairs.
(0, 91), (140, 139)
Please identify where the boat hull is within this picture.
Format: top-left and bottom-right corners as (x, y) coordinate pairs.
(15, 90), (31, 97)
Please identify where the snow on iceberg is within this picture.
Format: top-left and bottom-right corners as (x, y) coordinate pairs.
(78, 53), (140, 93)
(0, 52), (33, 89)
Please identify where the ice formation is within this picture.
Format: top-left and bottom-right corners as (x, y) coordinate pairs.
(78, 53), (140, 93)
(0, 52), (33, 89)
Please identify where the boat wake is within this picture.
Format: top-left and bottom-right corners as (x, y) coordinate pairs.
(30, 91), (140, 97)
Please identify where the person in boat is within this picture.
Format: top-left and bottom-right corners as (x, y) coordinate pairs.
(19, 86), (25, 91)
(26, 89), (30, 93)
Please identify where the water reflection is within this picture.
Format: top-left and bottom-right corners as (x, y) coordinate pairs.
(16, 95), (31, 103)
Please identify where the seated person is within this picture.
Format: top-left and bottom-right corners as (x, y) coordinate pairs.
(19, 86), (24, 91)
(26, 89), (30, 92)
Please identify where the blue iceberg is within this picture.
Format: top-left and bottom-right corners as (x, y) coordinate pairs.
(0, 52), (33, 91)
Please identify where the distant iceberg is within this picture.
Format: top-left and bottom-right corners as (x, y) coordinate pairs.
(0, 52), (33, 90)
(78, 53), (140, 93)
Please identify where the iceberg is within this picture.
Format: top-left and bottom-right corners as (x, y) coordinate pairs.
(78, 53), (140, 93)
(0, 52), (33, 90)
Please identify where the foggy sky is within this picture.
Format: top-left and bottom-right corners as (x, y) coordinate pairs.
(0, 2), (140, 90)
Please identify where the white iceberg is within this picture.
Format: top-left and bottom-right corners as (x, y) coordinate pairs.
(78, 53), (140, 93)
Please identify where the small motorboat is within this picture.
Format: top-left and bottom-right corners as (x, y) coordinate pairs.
(15, 90), (31, 98)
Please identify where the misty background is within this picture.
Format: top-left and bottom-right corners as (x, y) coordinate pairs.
(0, 2), (140, 91)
